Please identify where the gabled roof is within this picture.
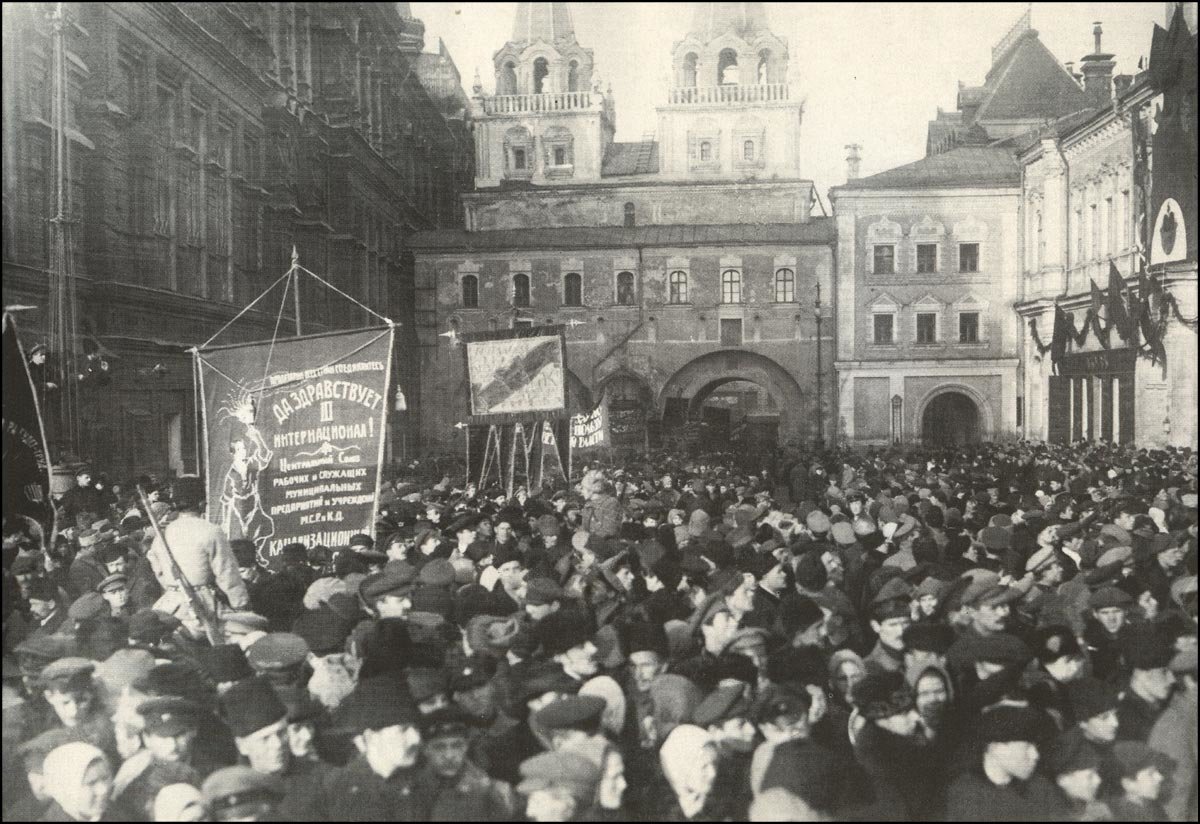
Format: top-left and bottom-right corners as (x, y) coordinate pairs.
(839, 146), (1020, 190)
(409, 220), (837, 252)
(974, 31), (1090, 121)
(601, 141), (660, 177)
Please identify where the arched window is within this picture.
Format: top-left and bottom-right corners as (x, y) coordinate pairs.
(567, 60), (580, 92)
(774, 268), (795, 303)
(563, 272), (582, 306)
(504, 126), (533, 176)
(512, 273), (530, 307)
(669, 271), (688, 304)
(718, 49), (739, 85)
(623, 202), (635, 228)
(721, 269), (742, 303)
(461, 274), (478, 308)
(682, 52), (698, 87)
(498, 62), (517, 95)
(533, 57), (550, 94)
(699, 141), (712, 162)
(757, 50), (771, 84)
(616, 271), (636, 305)
(743, 140), (755, 161)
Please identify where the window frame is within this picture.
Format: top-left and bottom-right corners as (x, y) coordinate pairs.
(699, 141), (712, 162)
(958, 311), (980, 344)
(916, 243), (938, 274)
(615, 271), (636, 306)
(873, 244), (895, 275)
(668, 270), (689, 304)
(720, 268), (743, 304)
(459, 274), (479, 308)
(915, 312), (938, 344)
(873, 312), (895, 345)
(512, 272), (531, 307)
(563, 272), (582, 307)
(958, 242), (980, 273)
(773, 268), (795, 303)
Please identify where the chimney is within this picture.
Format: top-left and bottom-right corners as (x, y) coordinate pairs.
(1080, 22), (1116, 107)
(845, 144), (862, 181)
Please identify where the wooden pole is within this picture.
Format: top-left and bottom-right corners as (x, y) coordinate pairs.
(291, 246), (302, 336)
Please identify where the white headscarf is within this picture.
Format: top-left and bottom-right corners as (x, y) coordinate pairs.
(579, 675), (627, 737)
(153, 783), (205, 822)
(659, 724), (716, 817)
(44, 742), (109, 821)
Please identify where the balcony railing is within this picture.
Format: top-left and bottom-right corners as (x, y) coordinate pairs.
(483, 91), (593, 115)
(668, 83), (790, 105)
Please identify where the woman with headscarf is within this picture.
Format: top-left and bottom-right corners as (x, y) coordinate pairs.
(38, 742), (121, 822)
(654, 725), (722, 821)
(828, 649), (867, 712)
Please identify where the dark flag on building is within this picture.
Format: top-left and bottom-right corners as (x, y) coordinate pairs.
(2, 312), (55, 533)
(1107, 262), (1133, 342)
(1049, 304), (1068, 373)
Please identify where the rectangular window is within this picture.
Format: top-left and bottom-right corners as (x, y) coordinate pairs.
(916, 313), (937, 343)
(720, 318), (743, 346)
(873, 313), (894, 344)
(513, 319), (533, 329)
(1090, 204), (1099, 259)
(958, 243), (979, 272)
(513, 148), (526, 170)
(873, 245), (895, 275)
(554, 147), (565, 165)
(1106, 197), (1115, 255)
(721, 269), (742, 304)
(1121, 191), (1130, 249)
(668, 271), (688, 304)
(916, 243), (937, 273)
(959, 312), (980, 343)
(1074, 208), (1084, 264)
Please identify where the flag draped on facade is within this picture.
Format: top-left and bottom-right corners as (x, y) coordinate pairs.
(2, 313), (56, 534)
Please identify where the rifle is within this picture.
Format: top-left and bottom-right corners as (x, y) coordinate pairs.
(137, 485), (223, 645)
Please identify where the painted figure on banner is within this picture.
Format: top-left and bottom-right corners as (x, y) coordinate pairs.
(219, 394), (276, 549)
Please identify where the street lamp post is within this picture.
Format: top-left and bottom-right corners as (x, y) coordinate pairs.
(814, 282), (823, 449)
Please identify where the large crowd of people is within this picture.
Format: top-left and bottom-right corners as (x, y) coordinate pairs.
(2, 440), (1197, 822)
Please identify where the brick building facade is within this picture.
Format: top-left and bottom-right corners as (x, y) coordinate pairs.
(1, 3), (472, 479)
(412, 2), (834, 455)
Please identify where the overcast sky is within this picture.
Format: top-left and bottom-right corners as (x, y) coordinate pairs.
(412, 3), (1169, 201)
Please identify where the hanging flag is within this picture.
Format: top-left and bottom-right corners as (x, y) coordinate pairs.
(570, 404), (608, 449)
(1107, 262), (1133, 341)
(1049, 304), (1067, 371)
(2, 313), (56, 533)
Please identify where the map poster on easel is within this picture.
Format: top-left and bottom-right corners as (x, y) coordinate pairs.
(461, 326), (568, 424)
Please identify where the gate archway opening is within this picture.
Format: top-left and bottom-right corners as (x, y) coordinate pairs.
(920, 390), (982, 445)
(659, 350), (804, 455)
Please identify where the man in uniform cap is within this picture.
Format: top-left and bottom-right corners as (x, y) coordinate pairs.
(534, 694), (608, 760)
(246, 632), (310, 686)
(1116, 624), (1176, 742)
(864, 581), (912, 675)
(201, 765), (282, 822)
(119, 696), (207, 818)
(148, 476), (249, 640)
(524, 577), (567, 622)
(418, 707), (517, 821)
(96, 572), (131, 617)
(517, 750), (601, 822)
(314, 676), (423, 817)
(220, 675), (329, 821)
(221, 611), (271, 650)
(945, 705), (1066, 821)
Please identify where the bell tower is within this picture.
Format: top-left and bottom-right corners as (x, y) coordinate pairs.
(471, 2), (615, 188)
(656, 2), (804, 182)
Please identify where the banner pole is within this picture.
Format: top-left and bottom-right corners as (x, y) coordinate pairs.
(291, 247), (302, 337)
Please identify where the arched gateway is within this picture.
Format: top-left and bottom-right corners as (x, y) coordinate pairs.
(920, 389), (984, 445)
(659, 350), (805, 448)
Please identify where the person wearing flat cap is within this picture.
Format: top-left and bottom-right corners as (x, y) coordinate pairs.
(1084, 585), (1134, 685)
(1116, 624), (1177, 743)
(945, 704), (1066, 821)
(1045, 731), (1112, 821)
(525, 576), (567, 623)
(35, 658), (114, 744)
(219, 676), (329, 821)
(1108, 742), (1176, 822)
(1024, 625), (1087, 728)
(418, 707), (517, 821)
(245, 632), (310, 687)
(359, 563), (417, 619)
(517, 750), (602, 822)
(864, 580), (912, 675)
(96, 572), (132, 618)
(116, 696), (206, 819)
(201, 765), (282, 822)
(691, 682), (758, 819)
(849, 670), (942, 820)
(320, 676), (426, 820)
(533, 694), (608, 761)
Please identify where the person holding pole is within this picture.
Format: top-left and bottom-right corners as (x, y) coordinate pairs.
(147, 476), (249, 641)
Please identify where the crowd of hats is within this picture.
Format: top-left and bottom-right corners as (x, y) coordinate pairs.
(1, 440), (1197, 821)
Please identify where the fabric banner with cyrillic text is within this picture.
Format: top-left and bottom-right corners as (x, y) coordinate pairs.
(195, 327), (393, 572)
